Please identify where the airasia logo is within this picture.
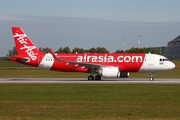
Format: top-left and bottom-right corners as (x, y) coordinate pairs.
(13, 33), (37, 61)
(77, 54), (143, 63)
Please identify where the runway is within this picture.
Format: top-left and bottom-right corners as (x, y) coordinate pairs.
(0, 78), (180, 84)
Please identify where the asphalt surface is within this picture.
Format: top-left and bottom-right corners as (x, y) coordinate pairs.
(0, 78), (180, 84)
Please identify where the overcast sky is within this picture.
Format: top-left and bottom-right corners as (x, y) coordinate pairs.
(1, 0), (180, 56)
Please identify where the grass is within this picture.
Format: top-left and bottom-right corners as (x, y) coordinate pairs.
(0, 60), (180, 78)
(0, 84), (180, 120)
(0, 60), (180, 120)
(0, 68), (89, 78)
(0, 60), (29, 67)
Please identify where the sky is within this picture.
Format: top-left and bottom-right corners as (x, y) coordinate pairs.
(0, 0), (180, 56)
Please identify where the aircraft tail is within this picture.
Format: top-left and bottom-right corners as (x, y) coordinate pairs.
(11, 27), (43, 61)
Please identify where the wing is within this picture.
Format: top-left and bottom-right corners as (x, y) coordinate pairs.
(48, 48), (102, 70)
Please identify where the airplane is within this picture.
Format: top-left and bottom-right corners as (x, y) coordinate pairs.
(9, 27), (175, 81)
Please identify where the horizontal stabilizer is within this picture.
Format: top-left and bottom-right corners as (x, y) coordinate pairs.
(8, 56), (30, 63)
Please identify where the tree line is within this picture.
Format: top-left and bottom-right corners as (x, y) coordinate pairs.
(39, 46), (109, 53)
(7, 46), (160, 56)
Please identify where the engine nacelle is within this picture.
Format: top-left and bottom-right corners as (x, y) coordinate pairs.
(98, 67), (120, 78)
(98, 67), (129, 78)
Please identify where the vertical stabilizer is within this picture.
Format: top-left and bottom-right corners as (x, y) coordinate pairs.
(11, 27), (42, 61)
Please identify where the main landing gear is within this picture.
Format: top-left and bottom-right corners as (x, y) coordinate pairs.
(149, 72), (154, 81)
(88, 75), (101, 81)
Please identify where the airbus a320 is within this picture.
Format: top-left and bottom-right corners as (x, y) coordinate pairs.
(9, 27), (175, 81)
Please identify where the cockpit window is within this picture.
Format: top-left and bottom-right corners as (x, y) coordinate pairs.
(163, 58), (168, 61)
(159, 58), (168, 61)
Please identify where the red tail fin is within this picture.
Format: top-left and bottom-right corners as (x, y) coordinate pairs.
(12, 27), (42, 61)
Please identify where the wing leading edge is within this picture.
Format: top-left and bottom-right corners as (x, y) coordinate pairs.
(48, 48), (102, 69)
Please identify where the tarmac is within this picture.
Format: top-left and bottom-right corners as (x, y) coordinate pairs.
(0, 78), (180, 84)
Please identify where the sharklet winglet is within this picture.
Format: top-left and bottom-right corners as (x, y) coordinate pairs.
(48, 48), (62, 62)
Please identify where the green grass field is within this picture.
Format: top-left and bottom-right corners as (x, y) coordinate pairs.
(0, 60), (180, 78)
(0, 61), (180, 120)
(0, 84), (180, 120)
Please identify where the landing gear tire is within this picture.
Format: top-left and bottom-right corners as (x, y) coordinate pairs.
(149, 77), (154, 81)
(95, 75), (101, 80)
(149, 72), (154, 81)
(88, 75), (94, 81)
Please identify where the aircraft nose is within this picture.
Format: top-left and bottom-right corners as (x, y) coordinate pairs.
(168, 62), (175, 69)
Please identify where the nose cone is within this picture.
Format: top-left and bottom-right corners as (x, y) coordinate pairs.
(168, 62), (175, 70)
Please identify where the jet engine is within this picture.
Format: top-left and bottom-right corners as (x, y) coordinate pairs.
(98, 67), (129, 78)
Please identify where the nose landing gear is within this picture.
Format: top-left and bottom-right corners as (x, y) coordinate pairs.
(149, 72), (154, 81)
